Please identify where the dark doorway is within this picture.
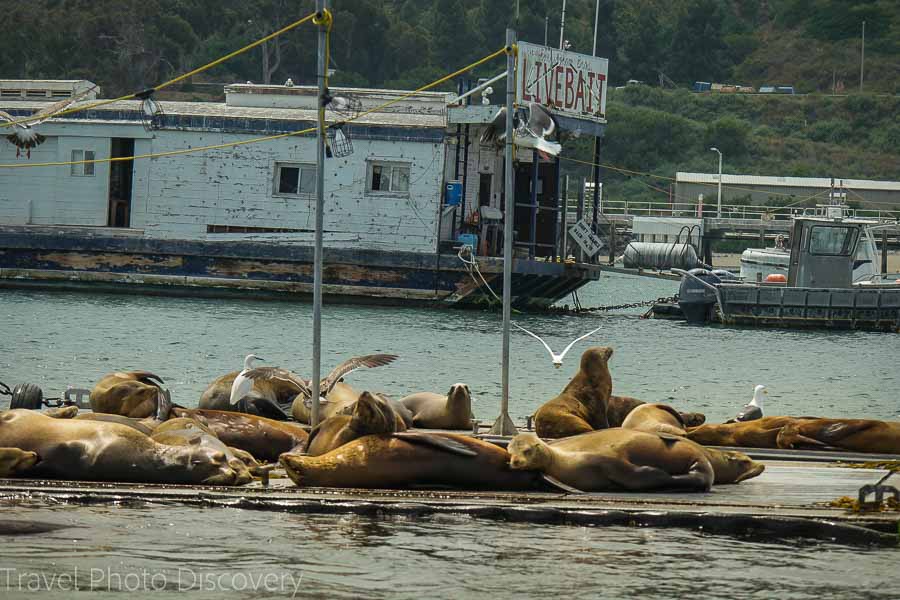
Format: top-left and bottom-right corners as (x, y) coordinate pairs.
(513, 160), (558, 258)
(108, 138), (134, 227)
(478, 173), (492, 207)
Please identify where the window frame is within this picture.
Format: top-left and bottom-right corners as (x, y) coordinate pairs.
(272, 161), (317, 198)
(365, 160), (411, 196)
(807, 225), (857, 256)
(70, 149), (96, 177)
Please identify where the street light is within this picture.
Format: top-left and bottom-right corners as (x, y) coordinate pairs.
(710, 147), (723, 218)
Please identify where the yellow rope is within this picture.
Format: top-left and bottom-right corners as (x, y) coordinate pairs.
(0, 46), (507, 170)
(0, 12), (317, 130)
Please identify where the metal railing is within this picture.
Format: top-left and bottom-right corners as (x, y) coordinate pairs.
(596, 200), (895, 221)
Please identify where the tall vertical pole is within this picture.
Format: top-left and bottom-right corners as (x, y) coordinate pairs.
(529, 150), (539, 258)
(310, 0), (328, 427)
(716, 151), (723, 218)
(592, 0), (600, 55)
(559, 0), (567, 49)
(491, 28), (518, 437)
(860, 21), (866, 93)
(590, 0), (602, 238)
(544, 16), (549, 46)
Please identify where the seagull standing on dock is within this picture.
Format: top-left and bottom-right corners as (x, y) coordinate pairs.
(512, 323), (603, 368)
(726, 385), (768, 423)
(0, 85), (97, 158)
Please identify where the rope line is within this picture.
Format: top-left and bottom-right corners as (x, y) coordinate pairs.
(0, 12), (318, 130)
(0, 46), (507, 170)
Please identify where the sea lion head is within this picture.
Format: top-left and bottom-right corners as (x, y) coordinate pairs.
(680, 412), (706, 427)
(507, 433), (552, 471)
(707, 449), (765, 484)
(579, 346), (614, 373)
(0, 448), (39, 475)
(353, 391), (398, 434)
(174, 445), (240, 486)
(447, 383), (471, 408)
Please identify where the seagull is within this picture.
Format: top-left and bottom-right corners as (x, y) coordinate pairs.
(243, 353), (399, 407)
(512, 323), (603, 368)
(0, 85), (98, 158)
(480, 102), (562, 157)
(726, 385), (768, 423)
(229, 353), (267, 411)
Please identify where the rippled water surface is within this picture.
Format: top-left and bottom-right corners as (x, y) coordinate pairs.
(2, 275), (899, 422)
(1, 501), (899, 600)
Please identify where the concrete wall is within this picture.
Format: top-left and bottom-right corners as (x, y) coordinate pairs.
(676, 182), (900, 210)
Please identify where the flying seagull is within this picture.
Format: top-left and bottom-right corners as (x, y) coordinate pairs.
(0, 85), (98, 158)
(726, 385), (768, 423)
(480, 101), (562, 157)
(244, 353), (399, 407)
(512, 323), (603, 368)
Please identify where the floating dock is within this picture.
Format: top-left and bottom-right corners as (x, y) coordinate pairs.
(2, 455), (897, 547)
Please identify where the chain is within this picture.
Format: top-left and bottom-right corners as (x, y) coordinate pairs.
(0, 380), (10, 396)
(547, 295), (678, 314)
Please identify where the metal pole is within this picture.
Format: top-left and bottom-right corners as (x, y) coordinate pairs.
(530, 150), (539, 258)
(882, 230), (888, 275)
(860, 20), (865, 93)
(591, 137), (601, 235)
(310, 0), (328, 427)
(544, 16), (549, 46)
(717, 151), (722, 218)
(491, 28), (517, 437)
(559, 0), (567, 50)
(592, 0), (600, 56)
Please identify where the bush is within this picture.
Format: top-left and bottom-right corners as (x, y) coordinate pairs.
(704, 116), (751, 156)
(804, 119), (853, 143)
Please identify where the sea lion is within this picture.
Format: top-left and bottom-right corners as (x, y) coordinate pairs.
(621, 403), (687, 436)
(199, 370), (295, 419)
(291, 382), (361, 424)
(700, 447), (765, 484)
(153, 418), (261, 468)
(0, 410), (240, 485)
(73, 413), (155, 436)
(170, 407), (308, 461)
(90, 371), (167, 418)
(686, 416), (807, 448)
(151, 428), (253, 485)
(510, 429), (714, 493)
(534, 347), (614, 439)
(606, 395), (705, 428)
(399, 383), (473, 430)
(0, 448), (39, 477)
(280, 433), (547, 491)
(776, 418), (900, 454)
(305, 391), (408, 456)
(44, 406), (79, 419)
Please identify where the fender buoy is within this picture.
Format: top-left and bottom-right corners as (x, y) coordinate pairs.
(10, 383), (43, 410)
(765, 273), (787, 283)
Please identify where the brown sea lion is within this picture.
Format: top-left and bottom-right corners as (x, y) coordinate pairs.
(534, 347), (614, 439)
(399, 383), (473, 430)
(44, 406), (79, 419)
(280, 433), (547, 491)
(152, 418), (261, 469)
(686, 416), (806, 448)
(511, 429), (714, 492)
(73, 413), (155, 436)
(199, 371), (295, 418)
(0, 448), (39, 477)
(0, 410), (240, 485)
(621, 403), (687, 436)
(170, 407), (308, 461)
(305, 391), (407, 456)
(90, 371), (167, 418)
(151, 428), (253, 485)
(776, 419), (900, 454)
(291, 382), (361, 424)
(606, 395), (705, 428)
(700, 447), (765, 484)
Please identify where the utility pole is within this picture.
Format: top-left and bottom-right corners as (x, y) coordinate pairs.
(310, 0), (328, 427)
(491, 28), (518, 437)
(860, 20), (866, 93)
(592, 0), (600, 55)
(559, 0), (567, 50)
(544, 15), (549, 46)
(590, 0), (602, 235)
(710, 147), (723, 218)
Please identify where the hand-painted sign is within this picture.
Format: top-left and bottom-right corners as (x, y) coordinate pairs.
(569, 219), (603, 257)
(516, 42), (609, 123)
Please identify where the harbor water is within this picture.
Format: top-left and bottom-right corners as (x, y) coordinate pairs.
(2, 274), (900, 598)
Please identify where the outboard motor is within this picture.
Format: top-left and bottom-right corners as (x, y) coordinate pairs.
(678, 268), (721, 324)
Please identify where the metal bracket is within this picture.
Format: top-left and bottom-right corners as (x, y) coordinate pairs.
(858, 482), (900, 508)
(62, 387), (92, 409)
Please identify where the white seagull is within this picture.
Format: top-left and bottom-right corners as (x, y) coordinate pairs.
(0, 85), (98, 158)
(229, 353), (266, 410)
(480, 102), (561, 157)
(727, 385), (768, 423)
(512, 323), (603, 368)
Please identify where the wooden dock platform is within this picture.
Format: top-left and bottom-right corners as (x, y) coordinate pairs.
(2, 458), (897, 546)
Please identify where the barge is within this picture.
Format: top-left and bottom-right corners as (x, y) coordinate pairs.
(0, 79), (603, 309)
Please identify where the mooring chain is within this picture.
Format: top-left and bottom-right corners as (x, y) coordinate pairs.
(574, 295), (678, 313)
(0, 380), (11, 396)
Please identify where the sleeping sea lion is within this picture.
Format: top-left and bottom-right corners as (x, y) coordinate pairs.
(0, 448), (39, 477)
(0, 409), (240, 485)
(199, 371), (297, 417)
(90, 371), (167, 418)
(305, 391), (407, 456)
(686, 416), (807, 448)
(606, 395), (646, 427)
(534, 347), (614, 439)
(512, 429), (715, 493)
(699, 447), (765, 484)
(776, 418), (900, 454)
(280, 433), (547, 491)
(152, 418), (261, 469)
(151, 427), (253, 485)
(170, 408), (308, 461)
(621, 403), (687, 436)
(399, 383), (473, 430)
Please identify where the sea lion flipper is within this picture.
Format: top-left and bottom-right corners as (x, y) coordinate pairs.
(819, 421), (877, 443)
(392, 432), (478, 457)
(541, 473), (585, 494)
(132, 371), (165, 386)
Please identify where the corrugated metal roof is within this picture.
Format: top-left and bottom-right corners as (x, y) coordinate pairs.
(676, 172), (900, 192)
(0, 99), (446, 129)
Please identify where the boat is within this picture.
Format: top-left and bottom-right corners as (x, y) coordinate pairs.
(672, 211), (900, 331)
(0, 79), (602, 309)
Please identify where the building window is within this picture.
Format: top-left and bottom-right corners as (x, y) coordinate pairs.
(274, 162), (316, 196)
(367, 161), (410, 195)
(808, 226), (856, 256)
(70, 150), (95, 176)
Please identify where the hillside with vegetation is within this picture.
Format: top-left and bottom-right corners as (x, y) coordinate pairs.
(2, 0), (898, 207)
